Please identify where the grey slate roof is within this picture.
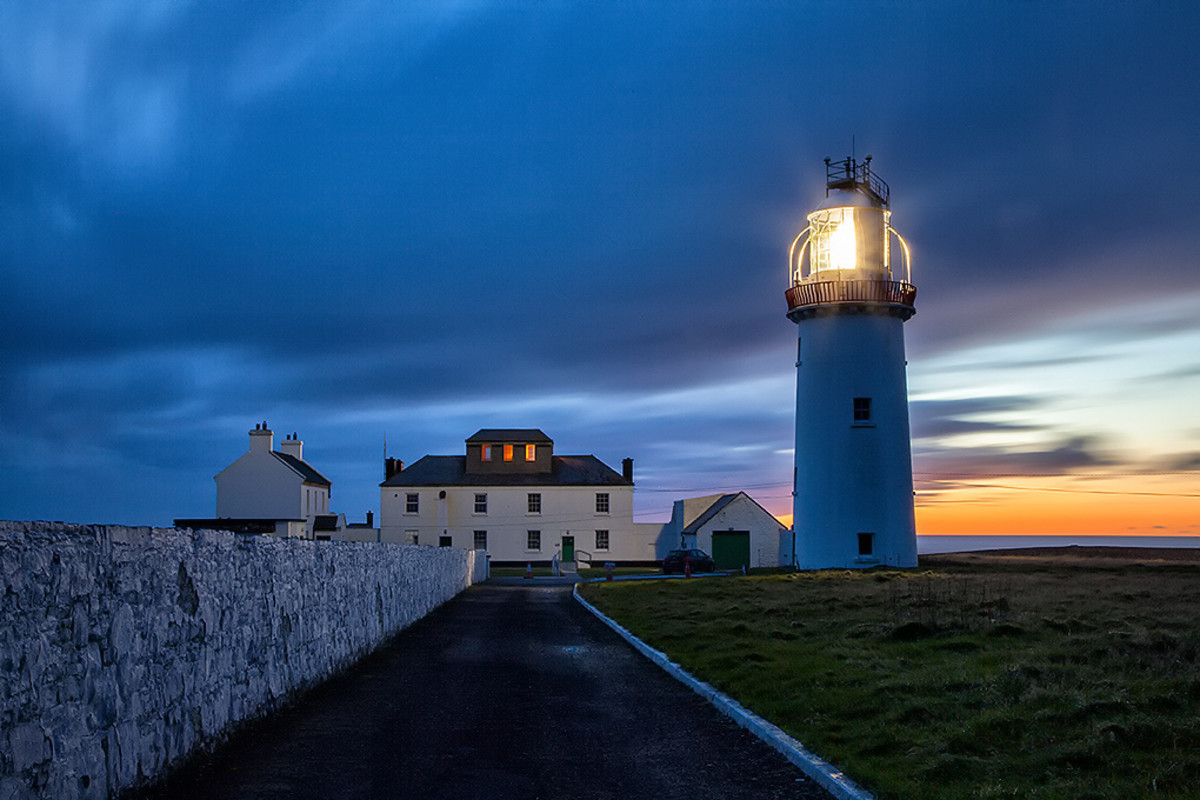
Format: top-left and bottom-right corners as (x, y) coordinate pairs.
(681, 492), (783, 533)
(271, 451), (332, 486)
(465, 429), (553, 443)
(313, 514), (339, 531)
(380, 455), (631, 487)
(681, 494), (739, 534)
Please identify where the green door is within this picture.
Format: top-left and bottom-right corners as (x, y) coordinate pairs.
(561, 535), (575, 562)
(711, 531), (750, 570)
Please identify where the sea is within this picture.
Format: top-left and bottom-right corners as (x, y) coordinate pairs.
(917, 535), (1200, 555)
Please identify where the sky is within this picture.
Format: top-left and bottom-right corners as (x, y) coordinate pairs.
(3, 1), (1199, 535)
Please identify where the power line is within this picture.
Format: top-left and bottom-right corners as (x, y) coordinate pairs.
(630, 473), (1198, 499)
(634, 481), (789, 493)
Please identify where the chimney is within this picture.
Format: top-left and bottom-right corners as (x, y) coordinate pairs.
(622, 457), (634, 483)
(366, 510), (374, 527)
(249, 422), (273, 454)
(281, 431), (303, 461)
(385, 458), (404, 480)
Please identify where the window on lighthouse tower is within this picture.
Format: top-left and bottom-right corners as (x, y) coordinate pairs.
(853, 397), (872, 422)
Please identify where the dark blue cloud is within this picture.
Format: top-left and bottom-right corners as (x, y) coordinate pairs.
(3, 1), (1198, 524)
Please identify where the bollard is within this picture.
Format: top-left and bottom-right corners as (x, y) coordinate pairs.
(605, 562), (615, 581)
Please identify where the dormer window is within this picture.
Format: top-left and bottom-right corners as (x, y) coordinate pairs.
(525, 444), (536, 461)
(481, 445), (492, 461)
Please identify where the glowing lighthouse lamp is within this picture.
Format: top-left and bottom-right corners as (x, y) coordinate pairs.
(786, 155), (917, 568)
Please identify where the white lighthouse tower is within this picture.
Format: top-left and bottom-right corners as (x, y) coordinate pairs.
(786, 156), (917, 568)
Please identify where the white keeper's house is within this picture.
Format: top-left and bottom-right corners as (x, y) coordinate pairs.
(380, 429), (665, 566)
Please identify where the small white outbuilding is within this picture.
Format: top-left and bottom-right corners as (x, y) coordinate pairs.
(665, 492), (792, 570)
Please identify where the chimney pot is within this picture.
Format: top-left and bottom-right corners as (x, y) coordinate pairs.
(281, 432), (303, 461)
(249, 423), (273, 453)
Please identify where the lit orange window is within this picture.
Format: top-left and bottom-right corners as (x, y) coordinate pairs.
(525, 444), (536, 461)
(503, 444), (514, 461)
(481, 445), (492, 461)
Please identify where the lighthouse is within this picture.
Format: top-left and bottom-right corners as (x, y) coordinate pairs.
(786, 156), (917, 568)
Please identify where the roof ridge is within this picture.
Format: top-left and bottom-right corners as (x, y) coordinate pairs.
(271, 450), (332, 486)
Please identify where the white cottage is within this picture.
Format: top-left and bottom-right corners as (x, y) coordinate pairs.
(665, 492), (792, 570)
(203, 423), (332, 538)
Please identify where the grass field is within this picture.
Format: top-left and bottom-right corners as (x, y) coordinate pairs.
(578, 549), (1200, 799)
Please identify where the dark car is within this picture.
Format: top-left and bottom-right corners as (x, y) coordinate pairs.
(661, 548), (715, 574)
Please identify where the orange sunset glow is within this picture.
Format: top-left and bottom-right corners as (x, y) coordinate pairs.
(770, 474), (1200, 539)
(915, 474), (1200, 537)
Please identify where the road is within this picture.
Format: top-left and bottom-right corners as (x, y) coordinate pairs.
(138, 581), (834, 799)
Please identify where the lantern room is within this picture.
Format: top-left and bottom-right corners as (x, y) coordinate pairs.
(786, 156), (915, 317)
(807, 194), (889, 279)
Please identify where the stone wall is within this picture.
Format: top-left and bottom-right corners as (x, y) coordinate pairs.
(0, 521), (488, 799)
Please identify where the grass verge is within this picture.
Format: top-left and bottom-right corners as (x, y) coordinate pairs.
(578, 550), (1200, 799)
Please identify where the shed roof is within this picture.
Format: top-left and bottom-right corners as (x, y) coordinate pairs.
(681, 494), (739, 534)
(681, 492), (782, 534)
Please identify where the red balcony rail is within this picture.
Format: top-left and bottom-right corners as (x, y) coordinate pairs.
(786, 279), (916, 311)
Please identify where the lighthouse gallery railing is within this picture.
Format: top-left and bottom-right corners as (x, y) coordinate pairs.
(785, 279), (916, 312)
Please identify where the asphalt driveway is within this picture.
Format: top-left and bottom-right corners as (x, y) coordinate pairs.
(138, 582), (834, 800)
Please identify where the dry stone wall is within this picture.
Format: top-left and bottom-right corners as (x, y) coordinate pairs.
(0, 521), (487, 800)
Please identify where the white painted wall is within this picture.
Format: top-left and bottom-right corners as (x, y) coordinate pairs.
(380, 484), (652, 562)
(333, 526), (380, 543)
(216, 452), (305, 520)
(633, 522), (674, 561)
(793, 310), (917, 568)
